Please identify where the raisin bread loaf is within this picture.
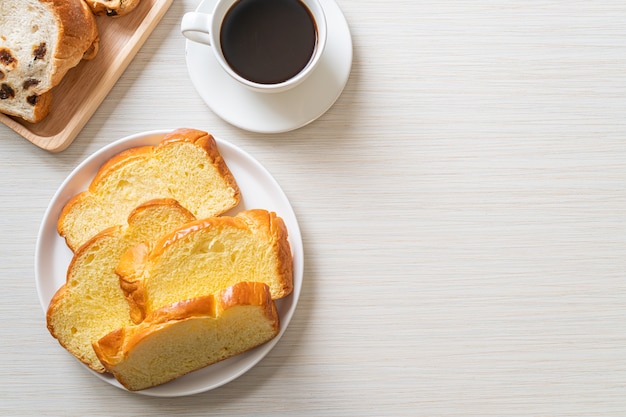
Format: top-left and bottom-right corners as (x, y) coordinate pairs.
(117, 209), (293, 323)
(57, 128), (240, 252)
(93, 282), (280, 391)
(84, 0), (141, 17)
(0, 0), (99, 122)
(46, 199), (196, 372)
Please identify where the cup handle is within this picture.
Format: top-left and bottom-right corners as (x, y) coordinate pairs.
(181, 12), (213, 46)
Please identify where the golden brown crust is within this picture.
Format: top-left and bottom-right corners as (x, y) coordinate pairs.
(56, 128), (241, 252)
(262, 211), (294, 296)
(93, 282), (279, 390)
(142, 295), (217, 325)
(116, 242), (149, 323)
(46, 225), (122, 372)
(45, 285), (69, 336)
(14, 90), (54, 123)
(30, 90), (53, 123)
(94, 295), (218, 370)
(117, 199), (197, 323)
(44, 0), (100, 89)
(90, 145), (153, 190)
(127, 198), (195, 221)
(85, 0), (141, 17)
(117, 209), (293, 324)
(217, 282), (279, 330)
(0, 0), (97, 122)
(81, 38), (99, 61)
(160, 127), (211, 145)
(62, 226), (121, 286)
(88, 128), (232, 191)
(0, 92), (52, 123)
(47, 199), (197, 372)
(92, 327), (126, 365)
(55, 191), (87, 251)
(93, 295), (220, 385)
(239, 209), (293, 297)
(160, 129), (241, 203)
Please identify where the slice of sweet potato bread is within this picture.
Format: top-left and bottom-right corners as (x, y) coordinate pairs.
(117, 209), (293, 323)
(57, 128), (240, 252)
(93, 282), (279, 391)
(47, 199), (196, 372)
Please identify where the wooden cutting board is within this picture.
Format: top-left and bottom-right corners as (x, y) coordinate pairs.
(0, 0), (174, 153)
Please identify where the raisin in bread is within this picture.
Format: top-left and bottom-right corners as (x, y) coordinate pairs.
(85, 0), (141, 17)
(93, 282), (279, 391)
(46, 199), (196, 372)
(117, 209), (293, 324)
(0, 0), (99, 122)
(57, 128), (241, 252)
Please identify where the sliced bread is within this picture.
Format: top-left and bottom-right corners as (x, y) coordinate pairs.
(0, 0), (99, 122)
(93, 282), (280, 391)
(46, 199), (196, 372)
(117, 209), (293, 323)
(57, 128), (240, 252)
(85, 0), (141, 17)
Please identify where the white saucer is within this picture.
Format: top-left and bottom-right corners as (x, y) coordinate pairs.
(184, 0), (353, 134)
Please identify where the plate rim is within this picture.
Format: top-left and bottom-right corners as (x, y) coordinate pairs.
(35, 129), (303, 396)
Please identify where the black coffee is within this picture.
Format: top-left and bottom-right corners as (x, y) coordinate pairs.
(220, 0), (317, 85)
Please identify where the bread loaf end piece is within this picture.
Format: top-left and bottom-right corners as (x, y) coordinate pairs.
(117, 209), (293, 323)
(0, 88), (52, 123)
(0, 0), (99, 122)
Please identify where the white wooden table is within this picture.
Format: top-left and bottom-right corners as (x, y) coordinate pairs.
(1, 1), (625, 415)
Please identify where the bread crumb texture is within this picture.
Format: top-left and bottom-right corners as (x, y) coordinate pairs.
(49, 129), (294, 389)
(94, 282), (279, 391)
(118, 209), (293, 324)
(47, 199), (196, 372)
(57, 129), (240, 252)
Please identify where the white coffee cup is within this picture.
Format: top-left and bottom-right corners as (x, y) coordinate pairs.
(181, 0), (327, 94)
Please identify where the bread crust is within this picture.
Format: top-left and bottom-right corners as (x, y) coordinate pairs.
(117, 209), (293, 323)
(47, 199), (196, 372)
(21, 90), (53, 123)
(116, 242), (150, 323)
(0, 93), (52, 123)
(93, 282), (279, 391)
(42, 0), (100, 91)
(0, 0), (99, 122)
(160, 128), (240, 200)
(46, 225), (124, 372)
(89, 145), (153, 190)
(85, 0), (142, 17)
(57, 128), (241, 252)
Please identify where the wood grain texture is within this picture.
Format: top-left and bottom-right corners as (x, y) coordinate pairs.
(0, 0), (625, 415)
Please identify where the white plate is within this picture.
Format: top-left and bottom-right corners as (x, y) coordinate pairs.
(35, 130), (303, 397)
(184, 0), (353, 134)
